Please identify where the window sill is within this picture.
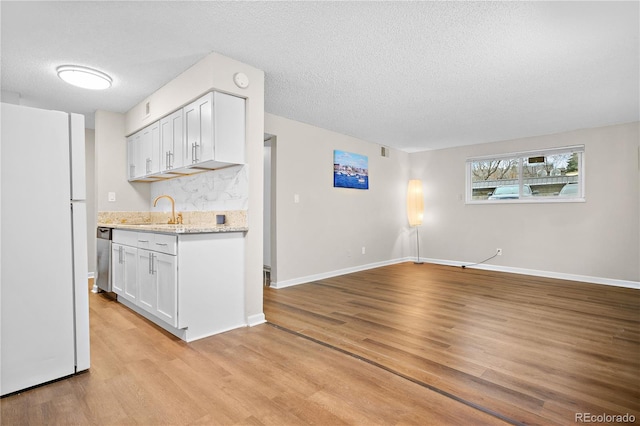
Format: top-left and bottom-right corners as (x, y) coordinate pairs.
(466, 197), (586, 205)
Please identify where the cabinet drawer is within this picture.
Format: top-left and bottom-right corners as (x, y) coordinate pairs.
(113, 229), (138, 246)
(151, 233), (177, 255)
(135, 233), (154, 250)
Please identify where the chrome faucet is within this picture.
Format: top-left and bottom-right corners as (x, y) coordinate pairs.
(153, 195), (177, 224)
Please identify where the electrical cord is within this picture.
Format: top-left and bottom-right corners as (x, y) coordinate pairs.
(461, 249), (500, 269)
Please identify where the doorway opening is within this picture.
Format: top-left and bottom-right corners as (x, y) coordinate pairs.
(264, 134), (276, 287)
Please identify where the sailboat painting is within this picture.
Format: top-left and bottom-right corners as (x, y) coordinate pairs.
(333, 150), (369, 190)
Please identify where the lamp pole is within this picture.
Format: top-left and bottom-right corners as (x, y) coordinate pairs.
(414, 226), (424, 264)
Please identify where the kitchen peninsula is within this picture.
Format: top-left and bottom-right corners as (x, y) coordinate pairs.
(98, 210), (247, 342)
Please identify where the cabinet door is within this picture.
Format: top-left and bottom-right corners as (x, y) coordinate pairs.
(127, 135), (140, 180)
(213, 92), (245, 164)
(137, 249), (156, 314)
(160, 109), (184, 171)
(140, 122), (160, 175)
(126, 136), (134, 180)
(149, 121), (161, 174)
(122, 246), (138, 302)
(155, 253), (177, 327)
(133, 131), (146, 179)
(111, 244), (125, 295)
(184, 93), (213, 165)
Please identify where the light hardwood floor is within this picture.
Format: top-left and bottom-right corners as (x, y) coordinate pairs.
(2, 264), (638, 425)
(264, 263), (640, 425)
(2, 271), (506, 426)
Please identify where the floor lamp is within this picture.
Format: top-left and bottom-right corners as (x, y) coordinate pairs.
(407, 179), (424, 264)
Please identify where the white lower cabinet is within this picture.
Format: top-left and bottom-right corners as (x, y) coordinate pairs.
(111, 229), (244, 341)
(137, 249), (157, 314)
(137, 249), (177, 327)
(112, 230), (177, 326)
(155, 252), (177, 327)
(112, 243), (138, 304)
(112, 243), (125, 294)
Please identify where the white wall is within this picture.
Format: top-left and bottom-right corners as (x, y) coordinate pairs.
(95, 110), (150, 212)
(409, 122), (640, 285)
(265, 113), (411, 287)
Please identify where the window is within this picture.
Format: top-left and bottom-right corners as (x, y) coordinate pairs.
(466, 146), (584, 203)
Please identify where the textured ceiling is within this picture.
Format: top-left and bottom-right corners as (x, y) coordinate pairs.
(1, 1), (638, 152)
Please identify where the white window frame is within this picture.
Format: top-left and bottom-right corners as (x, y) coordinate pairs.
(465, 145), (585, 204)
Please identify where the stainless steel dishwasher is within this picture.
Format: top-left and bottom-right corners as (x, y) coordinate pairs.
(95, 227), (112, 292)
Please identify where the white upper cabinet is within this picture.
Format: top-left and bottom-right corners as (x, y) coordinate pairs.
(184, 91), (245, 169)
(127, 135), (136, 180)
(211, 91), (245, 165)
(184, 93), (210, 166)
(127, 131), (144, 180)
(127, 91), (245, 182)
(141, 121), (161, 176)
(127, 121), (160, 181)
(160, 109), (184, 172)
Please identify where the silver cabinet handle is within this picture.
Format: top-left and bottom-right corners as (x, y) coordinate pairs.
(155, 243), (168, 246)
(191, 142), (200, 163)
(146, 158), (151, 174)
(138, 240), (149, 243)
(169, 151), (173, 168)
(119, 246), (123, 264)
(149, 253), (156, 274)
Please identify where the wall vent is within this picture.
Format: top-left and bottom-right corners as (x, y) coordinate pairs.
(381, 146), (390, 158)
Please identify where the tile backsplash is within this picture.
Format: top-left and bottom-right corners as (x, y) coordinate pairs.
(150, 165), (248, 212)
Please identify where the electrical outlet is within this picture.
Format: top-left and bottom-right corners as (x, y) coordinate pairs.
(497, 248), (503, 256)
(362, 246), (366, 255)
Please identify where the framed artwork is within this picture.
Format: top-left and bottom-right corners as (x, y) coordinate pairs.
(333, 150), (369, 190)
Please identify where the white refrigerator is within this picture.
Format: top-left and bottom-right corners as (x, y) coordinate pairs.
(1, 103), (90, 396)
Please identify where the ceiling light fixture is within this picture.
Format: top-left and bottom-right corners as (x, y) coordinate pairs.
(56, 65), (112, 90)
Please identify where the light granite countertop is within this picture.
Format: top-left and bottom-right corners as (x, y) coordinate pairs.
(99, 222), (248, 235)
(97, 210), (248, 235)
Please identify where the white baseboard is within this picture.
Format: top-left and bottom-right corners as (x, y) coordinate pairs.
(422, 257), (640, 290)
(269, 257), (639, 290)
(270, 258), (410, 289)
(87, 272), (95, 279)
(247, 313), (266, 327)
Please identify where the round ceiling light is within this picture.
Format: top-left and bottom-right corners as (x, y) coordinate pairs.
(56, 65), (112, 90)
